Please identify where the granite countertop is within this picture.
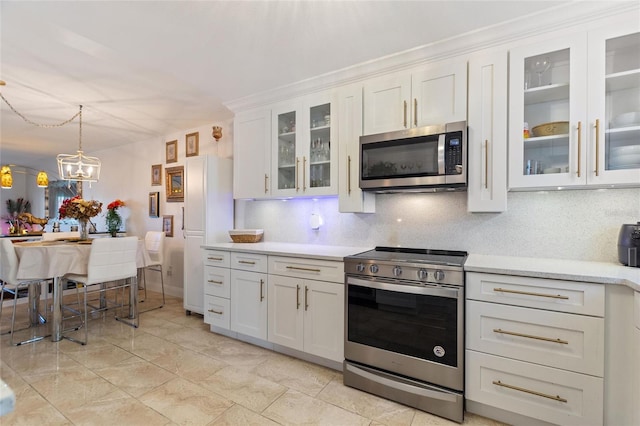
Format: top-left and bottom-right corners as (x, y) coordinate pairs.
(202, 242), (372, 262)
(465, 254), (640, 292)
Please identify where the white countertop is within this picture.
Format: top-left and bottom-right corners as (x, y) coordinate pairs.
(202, 242), (372, 262)
(466, 254), (640, 292)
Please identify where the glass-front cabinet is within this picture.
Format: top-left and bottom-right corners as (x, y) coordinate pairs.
(509, 21), (640, 189)
(271, 93), (337, 197)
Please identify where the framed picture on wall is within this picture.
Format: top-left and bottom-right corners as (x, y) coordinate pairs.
(165, 166), (184, 202)
(163, 215), (174, 237)
(166, 140), (178, 163)
(151, 164), (162, 186)
(149, 192), (160, 218)
(186, 132), (199, 157)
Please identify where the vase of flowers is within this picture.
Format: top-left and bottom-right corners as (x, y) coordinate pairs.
(106, 199), (125, 237)
(58, 196), (102, 240)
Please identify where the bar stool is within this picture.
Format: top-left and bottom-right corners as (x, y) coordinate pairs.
(139, 231), (165, 312)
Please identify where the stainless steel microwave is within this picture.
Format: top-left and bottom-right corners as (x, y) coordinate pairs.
(359, 121), (467, 192)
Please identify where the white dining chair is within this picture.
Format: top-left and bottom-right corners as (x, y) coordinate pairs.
(41, 231), (80, 241)
(61, 236), (139, 345)
(139, 231), (165, 312)
(0, 239), (50, 346)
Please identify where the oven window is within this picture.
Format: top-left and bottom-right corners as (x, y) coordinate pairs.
(361, 135), (439, 179)
(347, 284), (458, 367)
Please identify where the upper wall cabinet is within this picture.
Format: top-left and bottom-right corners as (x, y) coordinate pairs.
(271, 92), (338, 198)
(362, 59), (467, 135)
(509, 19), (640, 189)
(233, 108), (272, 199)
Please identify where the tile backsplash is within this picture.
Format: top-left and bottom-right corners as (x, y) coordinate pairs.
(236, 187), (640, 263)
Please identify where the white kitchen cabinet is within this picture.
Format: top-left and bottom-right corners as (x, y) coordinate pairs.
(229, 252), (268, 340)
(202, 250), (231, 329)
(635, 291), (640, 426)
(466, 272), (605, 425)
(271, 92), (338, 198)
(268, 256), (345, 362)
(363, 59), (467, 135)
(509, 19), (640, 189)
(467, 49), (508, 212)
(233, 108), (272, 199)
(184, 156), (233, 315)
(337, 83), (375, 213)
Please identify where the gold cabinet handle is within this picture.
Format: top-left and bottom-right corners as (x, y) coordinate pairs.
(304, 285), (309, 311)
(347, 155), (352, 195)
(493, 287), (569, 300)
(296, 284), (300, 309)
(207, 256), (224, 261)
(594, 119), (600, 176)
(286, 266), (321, 273)
(208, 309), (223, 315)
(484, 140), (489, 189)
(303, 156), (307, 191)
(238, 260), (256, 265)
(207, 279), (223, 285)
(264, 174), (269, 193)
(576, 121), (582, 178)
(295, 157), (300, 191)
(403, 100), (407, 128)
(413, 98), (418, 126)
(492, 380), (567, 403)
(259, 279), (264, 302)
(493, 328), (568, 345)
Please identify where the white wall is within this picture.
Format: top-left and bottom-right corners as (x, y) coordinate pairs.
(237, 187), (640, 263)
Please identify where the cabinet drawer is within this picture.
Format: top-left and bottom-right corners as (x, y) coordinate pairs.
(269, 256), (344, 283)
(467, 300), (604, 376)
(204, 295), (230, 329)
(204, 266), (231, 298)
(203, 249), (230, 267)
(466, 350), (603, 426)
(466, 272), (604, 316)
(231, 252), (268, 273)
(635, 291), (640, 330)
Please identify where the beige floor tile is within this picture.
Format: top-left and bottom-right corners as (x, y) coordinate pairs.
(161, 325), (229, 352)
(143, 341), (229, 382)
(62, 395), (172, 425)
(0, 383), (70, 425)
(2, 346), (81, 376)
(263, 389), (370, 426)
(198, 336), (275, 368)
(61, 343), (135, 369)
(199, 365), (287, 412)
(138, 377), (233, 425)
(93, 357), (176, 397)
(318, 377), (416, 426)
(208, 404), (281, 426)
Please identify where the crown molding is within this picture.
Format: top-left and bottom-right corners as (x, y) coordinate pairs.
(224, 1), (639, 113)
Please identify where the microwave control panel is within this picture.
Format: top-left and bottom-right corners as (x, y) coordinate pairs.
(445, 131), (463, 174)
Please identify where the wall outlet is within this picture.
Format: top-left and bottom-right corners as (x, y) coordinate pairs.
(167, 266), (172, 276)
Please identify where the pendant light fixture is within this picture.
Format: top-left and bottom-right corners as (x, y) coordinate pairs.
(56, 105), (101, 183)
(36, 170), (49, 187)
(1, 165), (13, 189)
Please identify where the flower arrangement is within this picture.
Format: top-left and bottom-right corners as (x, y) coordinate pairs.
(106, 199), (125, 236)
(58, 196), (102, 221)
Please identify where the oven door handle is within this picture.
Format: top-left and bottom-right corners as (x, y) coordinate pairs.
(346, 276), (460, 299)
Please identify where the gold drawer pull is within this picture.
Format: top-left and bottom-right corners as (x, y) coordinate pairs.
(208, 309), (223, 315)
(286, 266), (321, 273)
(208, 257), (224, 261)
(493, 328), (568, 345)
(207, 279), (223, 285)
(238, 260), (256, 265)
(296, 284), (300, 309)
(493, 380), (567, 403)
(260, 279), (264, 302)
(493, 287), (569, 300)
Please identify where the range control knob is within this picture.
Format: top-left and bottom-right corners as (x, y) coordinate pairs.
(434, 270), (445, 281)
(356, 263), (365, 273)
(418, 269), (429, 280)
(392, 266), (402, 277)
(369, 264), (379, 274)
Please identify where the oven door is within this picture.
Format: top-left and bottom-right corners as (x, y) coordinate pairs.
(345, 275), (463, 391)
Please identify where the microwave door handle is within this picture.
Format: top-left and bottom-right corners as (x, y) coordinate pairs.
(438, 134), (446, 175)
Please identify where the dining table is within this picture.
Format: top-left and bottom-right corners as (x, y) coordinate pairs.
(13, 238), (147, 342)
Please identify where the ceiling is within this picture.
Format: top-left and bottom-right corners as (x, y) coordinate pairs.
(0, 0), (574, 172)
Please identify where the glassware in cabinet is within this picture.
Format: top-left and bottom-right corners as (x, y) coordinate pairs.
(309, 102), (331, 189)
(276, 110), (297, 190)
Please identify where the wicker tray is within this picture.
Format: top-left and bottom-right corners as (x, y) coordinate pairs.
(531, 121), (569, 137)
(229, 229), (264, 243)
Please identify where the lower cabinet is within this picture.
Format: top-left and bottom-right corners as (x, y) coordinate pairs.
(203, 249), (231, 327)
(635, 292), (640, 426)
(229, 252), (268, 340)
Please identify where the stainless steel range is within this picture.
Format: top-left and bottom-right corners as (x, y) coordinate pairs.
(343, 247), (467, 423)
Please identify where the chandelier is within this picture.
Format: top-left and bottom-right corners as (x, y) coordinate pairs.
(56, 105), (101, 183)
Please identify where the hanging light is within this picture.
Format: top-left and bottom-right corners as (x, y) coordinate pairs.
(56, 105), (101, 183)
(36, 170), (49, 187)
(1, 165), (13, 189)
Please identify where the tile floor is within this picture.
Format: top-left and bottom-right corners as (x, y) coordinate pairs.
(0, 292), (506, 425)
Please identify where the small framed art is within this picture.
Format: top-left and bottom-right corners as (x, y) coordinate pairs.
(149, 192), (160, 218)
(165, 166), (184, 202)
(166, 140), (178, 163)
(163, 215), (174, 237)
(151, 164), (162, 186)
(186, 132), (199, 157)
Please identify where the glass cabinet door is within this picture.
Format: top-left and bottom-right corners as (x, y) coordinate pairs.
(308, 102), (331, 190)
(275, 109), (297, 191)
